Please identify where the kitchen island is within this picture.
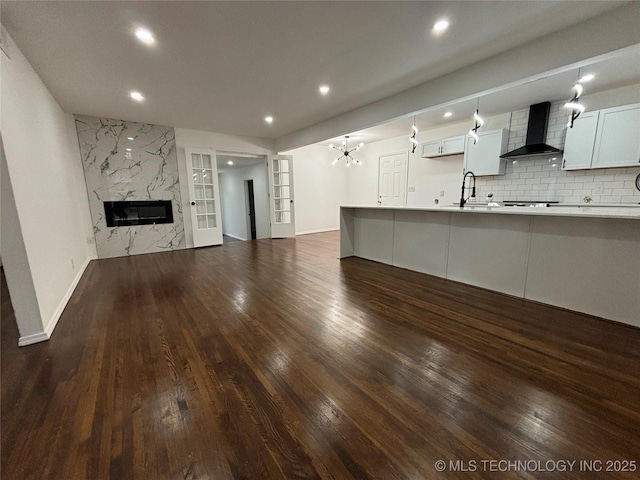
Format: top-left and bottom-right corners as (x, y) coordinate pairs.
(340, 205), (640, 327)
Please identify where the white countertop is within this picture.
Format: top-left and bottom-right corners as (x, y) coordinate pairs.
(341, 204), (640, 220)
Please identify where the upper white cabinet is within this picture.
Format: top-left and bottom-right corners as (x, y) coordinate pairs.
(463, 129), (509, 176)
(421, 135), (465, 157)
(562, 103), (640, 170)
(591, 104), (640, 169)
(562, 111), (599, 170)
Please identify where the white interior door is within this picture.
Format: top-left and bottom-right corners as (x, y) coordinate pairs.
(267, 154), (296, 238)
(378, 152), (408, 206)
(186, 148), (223, 247)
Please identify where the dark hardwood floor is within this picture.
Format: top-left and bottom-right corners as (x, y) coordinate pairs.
(2, 231), (639, 479)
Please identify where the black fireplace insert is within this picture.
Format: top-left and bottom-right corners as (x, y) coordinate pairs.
(104, 200), (173, 227)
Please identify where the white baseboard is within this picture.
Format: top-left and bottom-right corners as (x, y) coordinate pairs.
(44, 256), (91, 338)
(223, 233), (247, 241)
(295, 227), (339, 236)
(18, 331), (49, 347)
(18, 256), (92, 346)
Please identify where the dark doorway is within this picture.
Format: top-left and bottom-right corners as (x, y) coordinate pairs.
(246, 180), (257, 240)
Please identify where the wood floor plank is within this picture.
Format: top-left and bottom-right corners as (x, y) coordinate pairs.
(2, 232), (640, 479)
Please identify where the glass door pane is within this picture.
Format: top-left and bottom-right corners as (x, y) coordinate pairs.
(268, 155), (295, 238)
(192, 153), (216, 231)
(274, 159), (291, 224)
(188, 148), (223, 247)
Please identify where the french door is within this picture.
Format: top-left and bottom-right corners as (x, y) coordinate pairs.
(267, 154), (296, 238)
(186, 148), (223, 247)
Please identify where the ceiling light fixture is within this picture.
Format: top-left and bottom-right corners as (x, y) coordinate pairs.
(330, 136), (363, 167)
(127, 136), (135, 141)
(468, 98), (485, 144)
(433, 19), (450, 33)
(565, 69), (586, 128)
(319, 85), (330, 95)
(227, 160), (234, 165)
(579, 73), (595, 83)
(130, 91), (144, 102)
(444, 111), (453, 118)
(409, 117), (419, 154)
(265, 116), (273, 123)
(135, 27), (155, 46)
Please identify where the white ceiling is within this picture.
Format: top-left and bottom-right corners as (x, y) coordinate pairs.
(1, 0), (629, 142)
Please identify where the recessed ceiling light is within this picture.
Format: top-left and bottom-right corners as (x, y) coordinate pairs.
(135, 27), (155, 46)
(127, 137), (134, 141)
(319, 85), (330, 95)
(265, 116), (273, 123)
(125, 148), (132, 152)
(130, 91), (144, 102)
(433, 19), (450, 33)
(444, 111), (453, 118)
(579, 73), (595, 83)
(227, 160), (234, 165)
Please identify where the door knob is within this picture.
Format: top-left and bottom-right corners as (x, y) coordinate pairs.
(191, 202), (196, 206)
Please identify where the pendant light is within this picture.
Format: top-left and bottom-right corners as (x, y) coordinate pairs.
(330, 136), (364, 167)
(468, 98), (485, 144)
(409, 117), (419, 153)
(565, 69), (586, 128)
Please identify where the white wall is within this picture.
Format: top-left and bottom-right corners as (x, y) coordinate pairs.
(283, 144), (349, 234)
(1, 136), (42, 338)
(0, 29), (94, 344)
(218, 162), (270, 240)
(174, 127), (274, 247)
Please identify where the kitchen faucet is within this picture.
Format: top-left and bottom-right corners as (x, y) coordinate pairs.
(460, 171), (476, 207)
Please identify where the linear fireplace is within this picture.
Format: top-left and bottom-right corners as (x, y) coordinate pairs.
(104, 200), (173, 227)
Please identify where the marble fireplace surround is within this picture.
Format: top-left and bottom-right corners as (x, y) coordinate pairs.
(75, 115), (185, 258)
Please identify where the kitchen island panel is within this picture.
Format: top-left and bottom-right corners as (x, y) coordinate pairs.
(526, 216), (640, 327)
(447, 213), (532, 297)
(340, 205), (639, 326)
(340, 207), (355, 258)
(392, 210), (451, 277)
(353, 208), (395, 264)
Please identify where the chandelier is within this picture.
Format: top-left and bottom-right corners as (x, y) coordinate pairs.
(330, 136), (364, 167)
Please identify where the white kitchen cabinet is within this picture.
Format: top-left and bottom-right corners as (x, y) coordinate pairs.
(421, 140), (441, 157)
(441, 136), (466, 155)
(562, 111), (599, 170)
(421, 135), (465, 157)
(591, 104), (640, 169)
(463, 129), (509, 176)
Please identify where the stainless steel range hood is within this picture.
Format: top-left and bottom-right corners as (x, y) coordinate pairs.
(500, 101), (562, 159)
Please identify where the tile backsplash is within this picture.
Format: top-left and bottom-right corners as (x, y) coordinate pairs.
(474, 101), (640, 204)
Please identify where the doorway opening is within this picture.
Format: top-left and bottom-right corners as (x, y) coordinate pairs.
(216, 153), (270, 243)
(245, 179), (257, 240)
